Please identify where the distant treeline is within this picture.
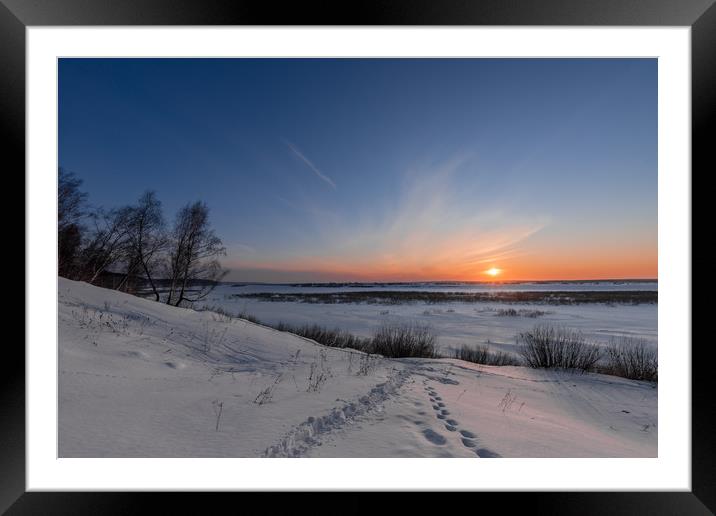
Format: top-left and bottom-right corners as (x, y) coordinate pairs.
(58, 167), (227, 306)
(233, 290), (658, 305)
(284, 279), (657, 288)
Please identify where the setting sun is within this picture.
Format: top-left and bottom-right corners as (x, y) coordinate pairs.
(54, 57), (659, 461)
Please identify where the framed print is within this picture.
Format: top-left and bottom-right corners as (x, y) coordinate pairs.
(6, 0), (712, 513)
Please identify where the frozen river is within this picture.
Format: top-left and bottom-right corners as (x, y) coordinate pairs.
(195, 281), (658, 355)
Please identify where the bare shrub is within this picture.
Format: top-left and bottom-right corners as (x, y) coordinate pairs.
(453, 344), (520, 366)
(212, 400), (224, 431)
(254, 374), (283, 404)
(70, 305), (151, 337)
(269, 322), (437, 359)
(522, 309), (548, 318)
(273, 323), (369, 351)
(496, 308), (547, 318)
(368, 324), (438, 358)
(201, 321), (228, 353)
(518, 325), (602, 372)
(212, 310), (233, 324)
(356, 353), (379, 376)
(196, 304), (234, 323)
(237, 311), (261, 324)
(306, 350), (331, 392)
(600, 336), (658, 382)
(497, 389), (518, 412)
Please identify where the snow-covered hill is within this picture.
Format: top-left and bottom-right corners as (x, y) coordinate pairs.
(58, 278), (657, 457)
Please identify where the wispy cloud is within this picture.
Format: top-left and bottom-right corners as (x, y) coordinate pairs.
(285, 141), (337, 189)
(313, 157), (548, 278)
(231, 156), (549, 281)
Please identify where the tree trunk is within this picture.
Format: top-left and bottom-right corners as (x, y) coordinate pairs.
(142, 260), (160, 301)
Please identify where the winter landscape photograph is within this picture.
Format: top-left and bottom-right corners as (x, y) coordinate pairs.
(58, 58), (657, 458)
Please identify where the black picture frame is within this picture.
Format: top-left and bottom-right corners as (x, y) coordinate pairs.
(5, 0), (711, 513)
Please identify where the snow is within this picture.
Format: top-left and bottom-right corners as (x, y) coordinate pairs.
(196, 284), (657, 355)
(59, 278), (657, 458)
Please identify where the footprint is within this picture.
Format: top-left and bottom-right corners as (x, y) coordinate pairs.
(422, 429), (447, 445)
(459, 430), (477, 438)
(446, 419), (459, 426)
(444, 424), (457, 432)
(461, 438), (477, 448)
(476, 448), (501, 458)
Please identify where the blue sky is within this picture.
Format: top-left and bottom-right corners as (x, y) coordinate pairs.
(59, 58), (657, 282)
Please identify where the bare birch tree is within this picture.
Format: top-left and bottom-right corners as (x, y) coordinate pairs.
(78, 206), (134, 285)
(125, 191), (167, 300)
(165, 201), (226, 306)
(58, 168), (88, 278)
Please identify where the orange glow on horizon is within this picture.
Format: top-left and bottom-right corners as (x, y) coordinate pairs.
(230, 247), (657, 282)
(229, 230), (657, 283)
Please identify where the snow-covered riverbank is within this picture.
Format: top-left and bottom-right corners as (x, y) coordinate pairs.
(59, 278), (657, 457)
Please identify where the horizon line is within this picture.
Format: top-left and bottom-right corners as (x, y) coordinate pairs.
(224, 277), (659, 285)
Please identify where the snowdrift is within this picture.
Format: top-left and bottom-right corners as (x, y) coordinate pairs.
(58, 278), (657, 457)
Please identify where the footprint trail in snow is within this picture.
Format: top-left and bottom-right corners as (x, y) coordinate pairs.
(423, 381), (502, 458)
